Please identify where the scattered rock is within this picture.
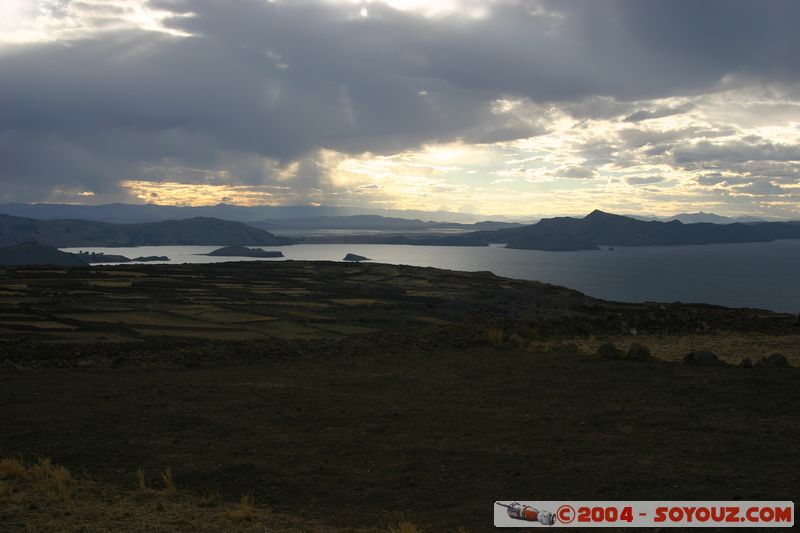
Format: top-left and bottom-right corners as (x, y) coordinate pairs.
(625, 343), (651, 361)
(596, 342), (622, 360)
(683, 350), (723, 366)
(756, 353), (789, 368)
(739, 357), (753, 368)
(343, 253), (370, 262)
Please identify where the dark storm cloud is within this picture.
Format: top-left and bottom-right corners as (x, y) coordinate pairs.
(1, 0), (800, 202)
(626, 176), (665, 185)
(736, 181), (785, 195)
(673, 139), (800, 165)
(559, 166), (597, 179)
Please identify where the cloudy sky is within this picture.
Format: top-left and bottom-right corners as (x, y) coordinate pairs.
(2, 0), (800, 218)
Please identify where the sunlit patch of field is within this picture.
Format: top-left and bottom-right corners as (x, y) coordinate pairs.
(330, 298), (385, 306)
(98, 270), (148, 277)
(85, 280), (133, 288)
(103, 294), (151, 300)
(240, 320), (334, 338)
(393, 277), (434, 287)
(406, 316), (451, 325)
(347, 274), (400, 283)
(247, 287), (311, 295)
(132, 328), (260, 340)
(285, 310), (338, 322)
(314, 323), (380, 334)
(55, 332), (138, 343)
(0, 290), (24, 296)
(0, 320), (75, 330)
(267, 300), (332, 308)
(63, 289), (107, 296)
(59, 311), (207, 327)
(169, 306), (277, 324)
(0, 314), (42, 320)
(405, 289), (461, 299)
(0, 284), (28, 290)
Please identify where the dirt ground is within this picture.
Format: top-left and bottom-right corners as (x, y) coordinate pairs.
(2, 344), (798, 531)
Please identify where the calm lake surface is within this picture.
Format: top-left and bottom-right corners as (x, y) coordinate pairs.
(61, 241), (800, 313)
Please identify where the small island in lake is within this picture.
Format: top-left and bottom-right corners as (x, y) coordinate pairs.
(343, 253), (370, 262)
(205, 245), (284, 258)
(75, 251), (131, 263)
(73, 252), (170, 263)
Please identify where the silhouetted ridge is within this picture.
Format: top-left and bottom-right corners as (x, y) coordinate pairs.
(437, 211), (800, 251)
(0, 242), (87, 266)
(0, 214), (293, 247)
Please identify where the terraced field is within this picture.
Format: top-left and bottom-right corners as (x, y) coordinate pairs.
(0, 261), (592, 344)
(2, 261), (797, 347)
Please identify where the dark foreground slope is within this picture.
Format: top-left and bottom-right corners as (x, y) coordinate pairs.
(0, 213), (291, 247)
(1, 262), (798, 531)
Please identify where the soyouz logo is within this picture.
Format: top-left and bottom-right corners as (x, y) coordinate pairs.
(493, 501), (794, 528)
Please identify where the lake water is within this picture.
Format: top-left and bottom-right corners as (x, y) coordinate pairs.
(61, 241), (800, 313)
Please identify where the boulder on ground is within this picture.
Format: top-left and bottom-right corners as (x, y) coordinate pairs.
(683, 350), (723, 366)
(756, 353), (789, 368)
(596, 342), (622, 360)
(625, 342), (651, 361)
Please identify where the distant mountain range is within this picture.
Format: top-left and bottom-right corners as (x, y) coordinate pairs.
(2, 209), (799, 255)
(251, 215), (520, 232)
(427, 210), (800, 251)
(0, 202), (503, 224)
(661, 212), (772, 224)
(1, 202), (791, 228)
(0, 214), (289, 247)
